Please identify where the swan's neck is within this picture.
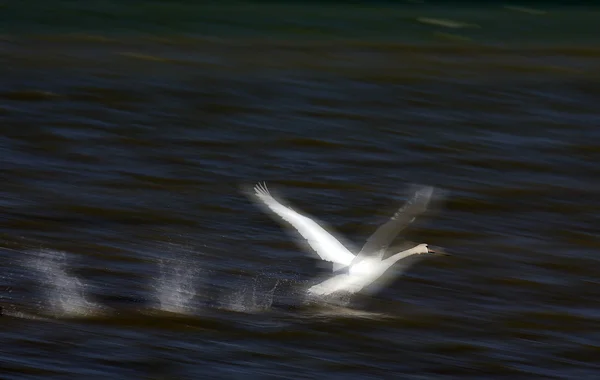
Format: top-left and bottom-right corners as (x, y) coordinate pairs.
(384, 245), (426, 265)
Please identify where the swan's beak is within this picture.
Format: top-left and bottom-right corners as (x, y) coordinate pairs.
(428, 246), (450, 256)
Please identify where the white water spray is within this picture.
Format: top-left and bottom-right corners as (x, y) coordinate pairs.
(28, 249), (100, 317)
(153, 257), (200, 314)
(221, 275), (279, 313)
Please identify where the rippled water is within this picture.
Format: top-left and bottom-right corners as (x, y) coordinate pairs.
(2, 14), (600, 379)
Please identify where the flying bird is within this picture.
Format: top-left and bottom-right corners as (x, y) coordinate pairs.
(250, 182), (447, 298)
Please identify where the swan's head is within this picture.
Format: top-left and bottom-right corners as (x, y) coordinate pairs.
(420, 244), (449, 256)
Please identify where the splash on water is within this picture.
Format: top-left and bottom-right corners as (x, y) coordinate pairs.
(251, 277), (279, 311)
(153, 257), (200, 314)
(28, 249), (101, 318)
(221, 275), (279, 313)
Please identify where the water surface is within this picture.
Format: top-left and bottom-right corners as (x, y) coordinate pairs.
(1, 3), (600, 379)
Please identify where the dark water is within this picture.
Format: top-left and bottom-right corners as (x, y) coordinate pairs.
(2, 3), (600, 379)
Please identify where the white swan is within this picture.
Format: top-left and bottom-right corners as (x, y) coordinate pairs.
(250, 182), (446, 297)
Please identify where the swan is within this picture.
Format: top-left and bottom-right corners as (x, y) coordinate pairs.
(249, 182), (447, 297)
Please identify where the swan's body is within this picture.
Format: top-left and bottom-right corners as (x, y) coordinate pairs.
(306, 244), (430, 296)
(250, 182), (444, 297)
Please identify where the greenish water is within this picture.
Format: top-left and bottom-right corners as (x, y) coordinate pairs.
(1, 2), (599, 45)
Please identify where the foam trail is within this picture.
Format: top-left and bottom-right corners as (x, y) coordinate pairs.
(154, 258), (199, 314)
(28, 249), (100, 318)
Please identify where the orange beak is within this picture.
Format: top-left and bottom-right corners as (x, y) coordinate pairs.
(428, 246), (450, 256)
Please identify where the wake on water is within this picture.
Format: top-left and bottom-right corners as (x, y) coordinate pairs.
(2, 247), (387, 321)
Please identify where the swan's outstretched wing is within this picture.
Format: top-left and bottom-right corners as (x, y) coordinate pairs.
(251, 182), (355, 267)
(351, 186), (435, 265)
